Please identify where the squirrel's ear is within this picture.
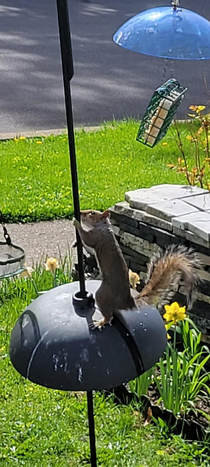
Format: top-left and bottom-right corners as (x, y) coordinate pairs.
(101, 210), (110, 219)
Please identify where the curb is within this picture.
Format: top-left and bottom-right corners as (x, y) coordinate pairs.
(0, 125), (102, 141)
(0, 120), (191, 141)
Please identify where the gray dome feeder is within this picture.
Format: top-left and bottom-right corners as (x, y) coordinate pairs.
(10, 281), (167, 392)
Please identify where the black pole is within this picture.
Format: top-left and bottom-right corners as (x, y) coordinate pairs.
(56, 0), (86, 296)
(87, 391), (97, 467)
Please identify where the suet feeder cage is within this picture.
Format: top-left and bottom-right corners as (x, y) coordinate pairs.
(136, 78), (187, 147)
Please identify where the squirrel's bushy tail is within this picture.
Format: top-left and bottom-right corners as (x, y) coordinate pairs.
(136, 245), (202, 309)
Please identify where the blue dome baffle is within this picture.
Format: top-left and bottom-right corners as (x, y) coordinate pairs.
(113, 6), (210, 60)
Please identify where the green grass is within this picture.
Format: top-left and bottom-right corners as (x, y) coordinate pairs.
(0, 120), (191, 223)
(0, 272), (209, 466)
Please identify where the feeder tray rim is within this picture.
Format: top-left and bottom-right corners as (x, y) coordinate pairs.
(0, 241), (25, 266)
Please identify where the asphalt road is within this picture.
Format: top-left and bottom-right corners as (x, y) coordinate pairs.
(1, 0), (210, 133)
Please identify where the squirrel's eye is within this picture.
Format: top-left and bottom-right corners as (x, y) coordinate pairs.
(91, 211), (95, 215)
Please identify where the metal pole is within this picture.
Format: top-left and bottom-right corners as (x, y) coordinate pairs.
(56, 0), (86, 296)
(87, 391), (97, 467)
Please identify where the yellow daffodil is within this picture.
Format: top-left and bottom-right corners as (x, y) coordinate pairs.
(20, 266), (34, 278)
(189, 105), (197, 111)
(196, 105), (206, 112)
(164, 324), (171, 340)
(192, 167), (198, 174)
(36, 141), (42, 144)
(177, 157), (185, 164)
(44, 257), (59, 273)
(197, 126), (203, 135)
(19, 136), (26, 140)
(163, 301), (187, 324)
(162, 142), (168, 146)
(129, 269), (140, 290)
(189, 105), (205, 113)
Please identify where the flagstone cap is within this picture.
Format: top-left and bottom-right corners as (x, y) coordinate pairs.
(125, 185), (210, 243)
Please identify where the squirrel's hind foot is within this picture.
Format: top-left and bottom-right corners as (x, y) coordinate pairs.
(89, 317), (113, 330)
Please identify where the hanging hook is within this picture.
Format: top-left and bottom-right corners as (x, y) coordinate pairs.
(171, 0), (180, 10)
(0, 210), (12, 246)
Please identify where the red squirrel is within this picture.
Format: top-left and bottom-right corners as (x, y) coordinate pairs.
(74, 210), (202, 328)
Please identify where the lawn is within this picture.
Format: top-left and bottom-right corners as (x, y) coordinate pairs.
(0, 119), (192, 223)
(1, 271), (209, 467)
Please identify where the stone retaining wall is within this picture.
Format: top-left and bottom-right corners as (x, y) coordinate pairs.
(110, 184), (210, 338)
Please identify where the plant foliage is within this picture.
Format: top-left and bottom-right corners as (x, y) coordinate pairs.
(168, 106), (210, 189)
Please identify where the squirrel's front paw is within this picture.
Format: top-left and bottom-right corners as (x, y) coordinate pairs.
(73, 217), (80, 228)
